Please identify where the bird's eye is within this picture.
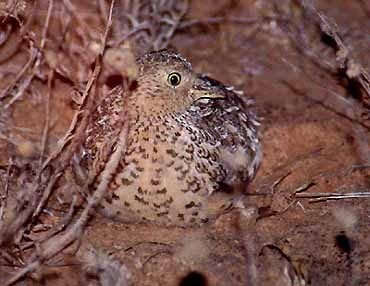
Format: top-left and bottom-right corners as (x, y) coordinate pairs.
(168, 72), (181, 87)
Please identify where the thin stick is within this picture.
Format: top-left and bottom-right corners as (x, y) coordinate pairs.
(271, 171), (291, 193)
(40, 0), (114, 172)
(0, 41), (35, 100)
(310, 4), (370, 102)
(5, 261), (40, 286)
(100, 0), (115, 55)
(35, 1), (55, 164)
(2, 0), (54, 110)
(41, 122), (128, 261)
(1, 0), (20, 24)
(31, 172), (62, 220)
(39, 69), (54, 167)
(0, 172), (58, 247)
(3, 62), (35, 110)
(0, 158), (12, 226)
(4, 2), (117, 284)
(153, 0), (189, 49)
(296, 192), (370, 202)
(8, 122), (127, 286)
(97, 0), (108, 24)
(62, 0), (94, 41)
(19, 194), (77, 252)
(178, 16), (260, 29)
(40, 0), (54, 50)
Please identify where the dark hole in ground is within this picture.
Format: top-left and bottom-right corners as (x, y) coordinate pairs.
(106, 74), (124, 88)
(219, 182), (234, 194)
(320, 32), (338, 49)
(179, 271), (208, 286)
(335, 232), (353, 254)
(345, 78), (363, 101)
(129, 79), (138, 91)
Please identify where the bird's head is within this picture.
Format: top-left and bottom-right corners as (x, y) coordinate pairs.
(130, 50), (227, 119)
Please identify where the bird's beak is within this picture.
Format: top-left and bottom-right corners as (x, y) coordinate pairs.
(192, 75), (227, 100)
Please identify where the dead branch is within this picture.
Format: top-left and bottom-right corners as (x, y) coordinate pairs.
(26, 13), (54, 164)
(62, 0), (94, 42)
(39, 69), (54, 167)
(0, 40), (36, 101)
(312, 7), (370, 103)
(0, 18), (22, 64)
(0, 158), (12, 226)
(276, 0), (370, 106)
(40, 0), (53, 50)
(5, 260), (40, 286)
(178, 16), (263, 30)
(351, 163), (370, 170)
(19, 194), (77, 252)
(31, 172), (62, 221)
(295, 192), (370, 202)
(282, 1), (370, 119)
(152, 0), (189, 50)
(1, 0), (53, 110)
(97, 0), (108, 24)
(0, 172), (59, 247)
(112, 0), (189, 53)
(5, 122), (127, 286)
(253, 171), (291, 196)
(0, 0), (56, 248)
(0, 0), (24, 24)
(3, 2), (118, 284)
(37, 194), (77, 243)
(292, 181), (316, 194)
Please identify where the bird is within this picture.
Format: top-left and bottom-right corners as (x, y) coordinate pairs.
(79, 50), (262, 226)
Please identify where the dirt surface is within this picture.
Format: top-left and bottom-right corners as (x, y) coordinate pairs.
(0, 1), (369, 286)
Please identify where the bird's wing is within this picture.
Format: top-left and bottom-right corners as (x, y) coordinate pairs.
(188, 84), (261, 183)
(77, 86), (125, 182)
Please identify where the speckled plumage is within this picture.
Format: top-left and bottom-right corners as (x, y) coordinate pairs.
(80, 50), (261, 226)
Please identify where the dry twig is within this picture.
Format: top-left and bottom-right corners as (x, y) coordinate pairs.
(6, 122), (127, 286)
(112, 0), (189, 52)
(312, 7), (370, 104)
(0, 171), (59, 247)
(4, 1), (118, 284)
(1, 0), (53, 109)
(39, 69), (54, 167)
(18, 194), (77, 253)
(178, 16), (263, 30)
(0, 158), (12, 226)
(295, 192), (370, 203)
(0, 40), (35, 100)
